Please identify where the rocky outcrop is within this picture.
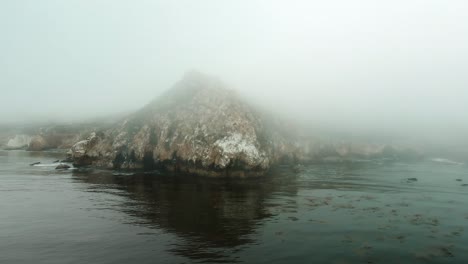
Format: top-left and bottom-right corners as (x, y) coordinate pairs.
(70, 72), (298, 177)
(10, 124), (96, 151)
(27, 135), (48, 151)
(24, 125), (96, 151)
(5, 134), (32, 150)
(1, 126), (83, 151)
(69, 72), (424, 176)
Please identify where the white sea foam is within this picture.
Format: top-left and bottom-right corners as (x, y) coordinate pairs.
(431, 158), (464, 165)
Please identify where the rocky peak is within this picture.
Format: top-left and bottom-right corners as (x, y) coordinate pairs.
(141, 71), (229, 114)
(69, 72), (290, 177)
(68, 72), (422, 176)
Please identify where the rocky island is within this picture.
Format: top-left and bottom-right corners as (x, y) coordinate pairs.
(0, 71), (423, 177)
(69, 71), (301, 177)
(67, 71), (422, 177)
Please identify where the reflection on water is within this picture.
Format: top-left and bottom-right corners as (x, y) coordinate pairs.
(72, 169), (298, 262)
(1, 150), (468, 263)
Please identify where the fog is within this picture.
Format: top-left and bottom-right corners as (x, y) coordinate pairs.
(1, 1), (467, 140)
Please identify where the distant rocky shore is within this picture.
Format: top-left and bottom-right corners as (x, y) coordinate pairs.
(0, 123), (102, 151)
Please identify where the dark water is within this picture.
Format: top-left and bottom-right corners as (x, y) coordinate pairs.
(1, 150), (468, 264)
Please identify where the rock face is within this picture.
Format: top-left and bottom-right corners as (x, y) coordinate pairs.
(70, 72), (297, 177)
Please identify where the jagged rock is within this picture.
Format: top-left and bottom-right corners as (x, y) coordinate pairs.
(69, 72), (297, 177)
(70, 132), (101, 166)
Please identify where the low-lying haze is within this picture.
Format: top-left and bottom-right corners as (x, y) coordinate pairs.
(1, 1), (467, 137)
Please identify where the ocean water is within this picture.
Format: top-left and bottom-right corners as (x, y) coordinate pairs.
(1, 150), (468, 264)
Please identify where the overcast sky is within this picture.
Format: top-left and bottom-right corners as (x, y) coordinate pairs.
(1, 0), (467, 133)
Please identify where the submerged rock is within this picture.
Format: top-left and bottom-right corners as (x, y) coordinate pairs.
(55, 164), (71, 170)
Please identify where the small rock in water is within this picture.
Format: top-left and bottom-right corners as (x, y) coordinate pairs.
(53, 160), (60, 163)
(30, 162), (41, 166)
(461, 184), (468, 187)
(112, 172), (135, 176)
(407, 178), (418, 181)
(456, 179), (462, 182)
(55, 164), (71, 170)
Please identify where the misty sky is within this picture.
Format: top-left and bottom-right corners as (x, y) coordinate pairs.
(1, 0), (467, 132)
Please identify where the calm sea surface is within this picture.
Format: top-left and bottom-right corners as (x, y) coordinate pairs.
(1, 150), (468, 264)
